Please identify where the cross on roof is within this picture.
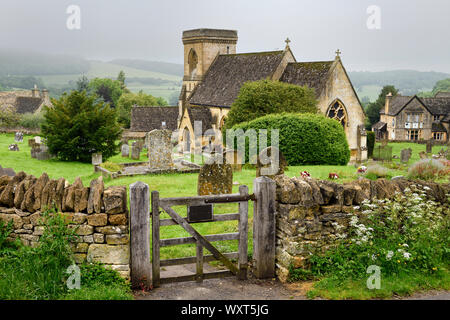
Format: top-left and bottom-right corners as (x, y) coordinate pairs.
(335, 49), (342, 57)
(285, 37), (291, 47)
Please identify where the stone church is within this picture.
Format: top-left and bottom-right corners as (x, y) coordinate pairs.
(130, 28), (367, 162)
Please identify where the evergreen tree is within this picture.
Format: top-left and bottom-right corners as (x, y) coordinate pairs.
(366, 85), (399, 129)
(41, 90), (122, 162)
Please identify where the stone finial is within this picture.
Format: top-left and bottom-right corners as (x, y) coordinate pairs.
(285, 37), (291, 49)
(335, 49), (342, 57)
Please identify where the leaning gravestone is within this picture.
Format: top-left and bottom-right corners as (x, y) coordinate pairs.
(400, 148), (412, 163)
(256, 146), (288, 178)
(147, 129), (173, 169)
(15, 132), (23, 142)
(0, 165), (16, 177)
(131, 145), (141, 160)
(121, 144), (130, 158)
(197, 154), (233, 196)
(426, 140), (433, 154)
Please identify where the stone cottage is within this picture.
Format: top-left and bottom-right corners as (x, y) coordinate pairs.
(373, 92), (450, 142)
(0, 85), (52, 114)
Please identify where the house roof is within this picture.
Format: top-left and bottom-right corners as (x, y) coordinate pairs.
(372, 121), (387, 131)
(381, 95), (450, 117)
(188, 51), (285, 108)
(435, 92), (450, 98)
(279, 61), (334, 97)
(130, 106), (179, 132)
(15, 97), (42, 114)
(432, 122), (447, 132)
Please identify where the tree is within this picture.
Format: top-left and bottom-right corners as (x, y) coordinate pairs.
(88, 78), (123, 108)
(41, 90), (122, 162)
(76, 75), (90, 92)
(116, 70), (130, 93)
(116, 91), (168, 128)
(432, 78), (450, 96)
(365, 85), (399, 129)
(224, 80), (318, 129)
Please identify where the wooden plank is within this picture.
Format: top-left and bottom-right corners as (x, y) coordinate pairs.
(159, 193), (251, 206)
(159, 213), (240, 226)
(129, 181), (151, 289)
(160, 252), (239, 267)
(238, 185), (249, 280)
(160, 203), (239, 275)
(196, 243), (203, 283)
(151, 191), (161, 288)
(160, 270), (233, 284)
(160, 232), (240, 247)
(252, 176), (277, 279)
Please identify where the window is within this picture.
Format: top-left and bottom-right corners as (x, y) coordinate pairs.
(433, 115), (440, 121)
(392, 119), (395, 127)
(407, 130), (419, 141)
(407, 114), (411, 122)
(161, 121), (166, 128)
(327, 101), (347, 127)
(433, 132), (444, 140)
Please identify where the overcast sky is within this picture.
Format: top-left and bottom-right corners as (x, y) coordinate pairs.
(0, 0), (449, 72)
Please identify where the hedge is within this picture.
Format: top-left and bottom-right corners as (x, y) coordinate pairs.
(366, 131), (375, 158)
(229, 113), (350, 165)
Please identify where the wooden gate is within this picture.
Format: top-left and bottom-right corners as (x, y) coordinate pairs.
(151, 185), (251, 287)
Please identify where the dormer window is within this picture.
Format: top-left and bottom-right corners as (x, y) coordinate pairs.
(433, 115), (440, 121)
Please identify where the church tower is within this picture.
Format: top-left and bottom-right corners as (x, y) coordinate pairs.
(178, 28), (238, 126)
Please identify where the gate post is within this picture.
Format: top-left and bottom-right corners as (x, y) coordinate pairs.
(252, 176), (276, 279)
(129, 181), (151, 289)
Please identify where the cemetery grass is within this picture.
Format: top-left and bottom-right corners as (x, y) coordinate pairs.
(1, 133), (448, 261)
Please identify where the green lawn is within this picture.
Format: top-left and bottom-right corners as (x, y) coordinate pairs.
(1, 132), (448, 260)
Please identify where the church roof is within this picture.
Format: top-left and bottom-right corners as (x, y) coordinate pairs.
(188, 51), (285, 108)
(186, 106), (214, 133)
(15, 96), (42, 114)
(279, 61), (334, 97)
(130, 106), (179, 132)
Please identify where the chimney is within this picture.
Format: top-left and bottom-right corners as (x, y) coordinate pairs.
(385, 92), (393, 115)
(41, 88), (49, 101)
(31, 84), (39, 98)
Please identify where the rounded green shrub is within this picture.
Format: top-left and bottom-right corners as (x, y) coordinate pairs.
(230, 113), (350, 165)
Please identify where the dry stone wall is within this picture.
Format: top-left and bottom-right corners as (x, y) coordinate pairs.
(0, 172), (130, 279)
(273, 174), (450, 282)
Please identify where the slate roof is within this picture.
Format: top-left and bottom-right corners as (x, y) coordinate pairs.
(432, 122), (447, 133)
(188, 51), (285, 108)
(185, 106), (214, 133)
(380, 95), (413, 116)
(130, 106), (179, 132)
(15, 97), (42, 114)
(381, 95), (450, 117)
(279, 61), (334, 97)
(372, 121), (387, 131)
(435, 92), (450, 98)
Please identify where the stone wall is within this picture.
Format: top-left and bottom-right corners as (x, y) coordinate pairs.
(0, 172), (130, 279)
(273, 174), (450, 282)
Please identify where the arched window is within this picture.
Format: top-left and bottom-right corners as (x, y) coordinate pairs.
(183, 127), (191, 152)
(188, 49), (198, 79)
(219, 116), (227, 131)
(327, 100), (347, 127)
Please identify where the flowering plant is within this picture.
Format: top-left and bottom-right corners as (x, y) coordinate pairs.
(357, 166), (367, 174)
(300, 171), (310, 178)
(328, 172), (339, 180)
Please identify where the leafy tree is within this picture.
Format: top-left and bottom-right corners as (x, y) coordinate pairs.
(432, 78), (450, 95)
(76, 75), (90, 92)
(41, 90), (122, 162)
(88, 78), (123, 108)
(116, 70), (130, 93)
(225, 80), (318, 129)
(116, 91), (168, 128)
(365, 85), (399, 129)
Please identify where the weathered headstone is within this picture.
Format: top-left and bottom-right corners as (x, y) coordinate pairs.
(197, 155), (233, 196)
(400, 148), (412, 163)
(121, 144), (130, 158)
(147, 129), (173, 169)
(34, 136), (42, 144)
(15, 132), (23, 142)
(131, 145), (141, 160)
(92, 152), (102, 165)
(8, 144), (19, 151)
(35, 144), (52, 160)
(426, 140), (433, 154)
(28, 138), (36, 147)
(0, 165), (16, 177)
(256, 146), (287, 178)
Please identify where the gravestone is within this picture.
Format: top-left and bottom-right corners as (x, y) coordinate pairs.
(147, 129), (173, 169)
(131, 145), (141, 160)
(35, 144), (52, 160)
(256, 146), (287, 178)
(419, 151), (428, 160)
(0, 165), (16, 177)
(400, 148), (412, 163)
(15, 132), (23, 142)
(8, 144), (19, 151)
(92, 152), (102, 165)
(426, 140), (433, 154)
(28, 138), (36, 147)
(121, 144), (130, 157)
(34, 136), (42, 144)
(197, 154), (233, 196)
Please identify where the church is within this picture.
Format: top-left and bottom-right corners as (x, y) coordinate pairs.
(130, 28), (368, 162)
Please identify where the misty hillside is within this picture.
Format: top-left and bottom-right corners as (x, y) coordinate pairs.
(109, 59), (183, 77)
